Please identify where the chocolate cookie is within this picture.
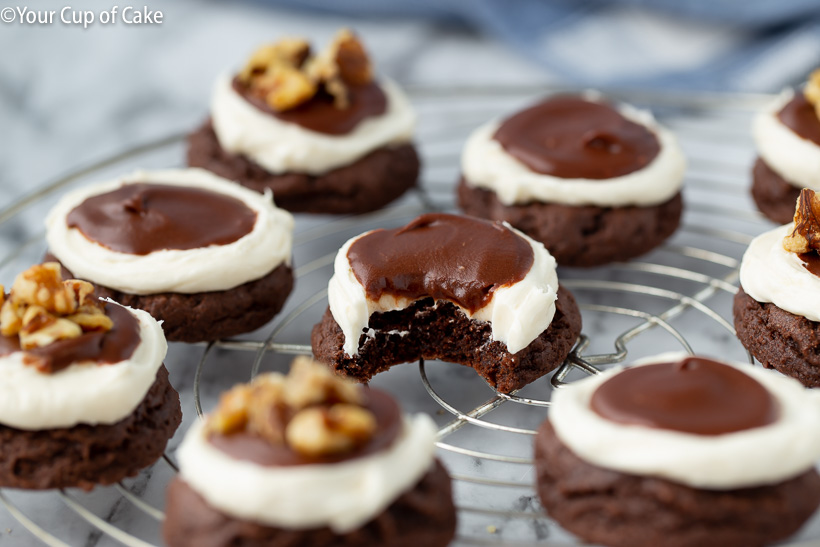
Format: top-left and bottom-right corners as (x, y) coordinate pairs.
(164, 460), (456, 547)
(751, 157), (801, 225)
(187, 121), (420, 215)
(51, 257), (294, 343)
(0, 365), (181, 490)
(733, 287), (820, 388)
(534, 420), (820, 547)
(311, 286), (581, 394)
(458, 179), (683, 267)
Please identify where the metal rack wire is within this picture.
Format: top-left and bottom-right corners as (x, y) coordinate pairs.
(0, 85), (816, 546)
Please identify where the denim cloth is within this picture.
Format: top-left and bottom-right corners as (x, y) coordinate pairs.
(257, 0), (820, 91)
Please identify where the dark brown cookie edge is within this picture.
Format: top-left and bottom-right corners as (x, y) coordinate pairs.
(49, 255), (294, 344)
(457, 177), (683, 267)
(733, 287), (820, 388)
(187, 121), (420, 215)
(534, 420), (820, 547)
(751, 157), (801, 225)
(163, 459), (456, 547)
(0, 365), (181, 490)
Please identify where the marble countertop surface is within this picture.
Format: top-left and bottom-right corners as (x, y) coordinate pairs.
(1, 2), (818, 546)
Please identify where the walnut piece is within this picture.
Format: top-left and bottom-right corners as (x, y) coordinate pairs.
(784, 188), (820, 254)
(238, 38), (311, 84)
(239, 28), (372, 112)
(331, 28), (372, 86)
(19, 307), (81, 350)
(0, 263), (112, 352)
(206, 356), (377, 457)
(258, 65), (317, 112)
(12, 262), (77, 316)
(283, 355), (364, 409)
(285, 404), (377, 458)
(805, 69), (820, 120)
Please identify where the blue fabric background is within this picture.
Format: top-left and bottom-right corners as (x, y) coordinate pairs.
(256, 0), (820, 91)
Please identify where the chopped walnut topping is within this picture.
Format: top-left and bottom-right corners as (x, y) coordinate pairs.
(0, 263), (112, 352)
(239, 28), (373, 112)
(286, 404), (377, 458)
(784, 189), (820, 254)
(207, 356), (376, 458)
(805, 69), (820, 120)
(237, 38), (311, 83)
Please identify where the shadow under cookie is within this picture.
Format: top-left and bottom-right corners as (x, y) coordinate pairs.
(163, 460), (456, 547)
(733, 287), (820, 388)
(0, 366), (181, 490)
(534, 420), (820, 547)
(188, 121), (420, 215)
(311, 286), (581, 394)
(457, 178), (683, 267)
(751, 157), (801, 225)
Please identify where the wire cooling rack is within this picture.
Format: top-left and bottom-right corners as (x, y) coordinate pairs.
(0, 85), (817, 547)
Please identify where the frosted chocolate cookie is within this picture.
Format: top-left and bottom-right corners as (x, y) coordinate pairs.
(535, 353), (820, 547)
(45, 168), (294, 343)
(735, 188), (820, 387)
(458, 93), (686, 267)
(311, 213), (582, 393)
(0, 263), (181, 490)
(751, 70), (820, 224)
(188, 29), (419, 214)
(164, 357), (455, 547)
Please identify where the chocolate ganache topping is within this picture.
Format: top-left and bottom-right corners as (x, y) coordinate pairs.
(210, 389), (402, 467)
(590, 357), (779, 435)
(493, 96), (661, 179)
(66, 183), (257, 255)
(234, 78), (387, 136)
(347, 213), (534, 313)
(777, 92), (820, 147)
(0, 302), (141, 374)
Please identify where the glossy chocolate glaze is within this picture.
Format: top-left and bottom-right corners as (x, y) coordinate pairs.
(66, 183), (257, 256)
(799, 251), (820, 277)
(590, 357), (778, 435)
(208, 389), (402, 466)
(493, 95), (660, 179)
(0, 302), (142, 374)
(777, 92), (820, 147)
(347, 213), (534, 313)
(232, 77), (387, 136)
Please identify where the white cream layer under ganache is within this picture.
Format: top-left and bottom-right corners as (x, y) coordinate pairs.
(550, 352), (820, 489)
(177, 414), (437, 532)
(739, 223), (820, 322)
(328, 225), (559, 357)
(0, 304), (167, 430)
(461, 95), (686, 207)
(754, 89), (820, 190)
(211, 74), (415, 175)
(45, 168), (293, 295)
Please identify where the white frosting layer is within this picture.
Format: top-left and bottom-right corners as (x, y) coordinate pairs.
(0, 304), (167, 430)
(550, 352), (820, 489)
(328, 226), (558, 357)
(178, 414), (437, 532)
(45, 168), (293, 295)
(461, 97), (686, 207)
(739, 223), (820, 321)
(753, 89), (820, 189)
(211, 74), (415, 175)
